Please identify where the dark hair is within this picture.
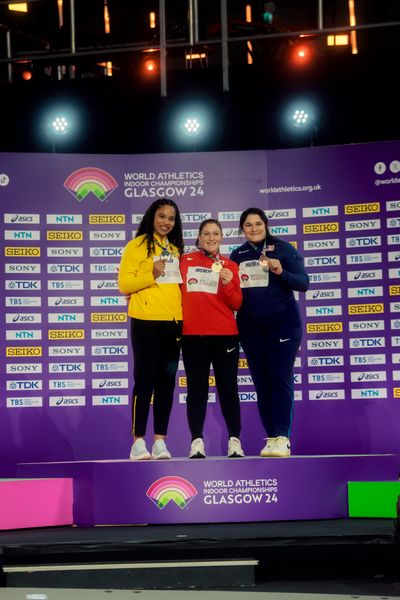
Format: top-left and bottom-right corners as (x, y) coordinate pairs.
(136, 198), (184, 256)
(195, 218), (223, 248)
(239, 207), (273, 238)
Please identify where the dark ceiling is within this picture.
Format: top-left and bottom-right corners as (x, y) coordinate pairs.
(1, 0), (400, 154)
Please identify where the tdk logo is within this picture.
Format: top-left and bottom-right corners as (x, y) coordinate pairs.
(305, 256), (340, 266)
(308, 356), (344, 366)
(346, 236), (381, 247)
(90, 247), (123, 257)
(49, 363), (85, 373)
(6, 280), (40, 290)
(182, 212), (212, 223)
(238, 392), (257, 402)
(349, 337), (385, 348)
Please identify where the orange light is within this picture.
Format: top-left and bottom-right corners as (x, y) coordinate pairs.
(144, 58), (157, 73)
(104, 2), (111, 34)
(149, 11), (156, 29)
(22, 70), (32, 80)
(8, 3), (28, 12)
(291, 44), (312, 66)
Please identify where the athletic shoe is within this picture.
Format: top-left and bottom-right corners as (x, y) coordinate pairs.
(261, 436), (291, 457)
(260, 437), (277, 457)
(227, 437), (245, 458)
(129, 438), (151, 461)
(151, 439), (172, 460)
(189, 437), (206, 459)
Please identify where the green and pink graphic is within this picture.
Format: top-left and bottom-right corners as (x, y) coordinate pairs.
(64, 167), (118, 201)
(146, 476), (197, 510)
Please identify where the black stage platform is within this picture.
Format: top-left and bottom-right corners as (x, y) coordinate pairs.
(0, 519), (399, 595)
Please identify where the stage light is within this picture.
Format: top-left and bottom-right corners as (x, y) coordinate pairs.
(21, 69), (32, 81)
(144, 58), (157, 74)
(291, 109), (309, 128)
(184, 118), (201, 135)
(290, 43), (312, 66)
(51, 116), (70, 135)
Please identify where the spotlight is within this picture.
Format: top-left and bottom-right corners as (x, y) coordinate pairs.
(184, 118), (201, 135)
(291, 109), (309, 128)
(143, 57), (157, 75)
(51, 116), (70, 135)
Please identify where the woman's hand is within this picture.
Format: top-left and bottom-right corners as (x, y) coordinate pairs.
(266, 258), (283, 275)
(153, 258), (166, 279)
(220, 267), (233, 285)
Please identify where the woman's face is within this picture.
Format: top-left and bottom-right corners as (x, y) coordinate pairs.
(198, 222), (222, 254)
(242, 213), (267, 244)
(153, 205), (176, 238)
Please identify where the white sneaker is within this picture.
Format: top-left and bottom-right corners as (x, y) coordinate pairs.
(130, 438), (151, 461)
(151, 439), (172, 460)
(260, 437), (277, 457)
(227, 437), (245, 458)
(189, 437), (206, 459)
(262, 436), (291, 457)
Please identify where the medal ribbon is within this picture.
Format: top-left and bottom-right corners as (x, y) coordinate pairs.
(153, 236), (172, 257)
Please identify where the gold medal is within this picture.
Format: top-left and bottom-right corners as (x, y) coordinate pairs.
(212, 261), (222, 273)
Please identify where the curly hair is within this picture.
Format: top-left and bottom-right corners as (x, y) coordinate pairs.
(135, 199), (184, 256)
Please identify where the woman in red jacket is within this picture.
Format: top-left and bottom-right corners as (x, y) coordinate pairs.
(180, 219), (244, 459)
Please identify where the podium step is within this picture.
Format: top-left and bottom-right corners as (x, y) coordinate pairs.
(0, 478), (73, 531)
(17, 454), (398, 526)
(3, 558), (258, 590)
(348, 481), (400, 518)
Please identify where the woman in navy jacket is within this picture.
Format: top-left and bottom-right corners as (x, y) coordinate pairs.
(230, 208), (309, 457)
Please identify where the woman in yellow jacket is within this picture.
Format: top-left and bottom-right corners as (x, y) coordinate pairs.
(118, 199), (183, 460)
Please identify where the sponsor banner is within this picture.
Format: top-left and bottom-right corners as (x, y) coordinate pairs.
(6, 363), (42, 374)
(7, 397), (43, 407)
(349, 337), (385, 348)
(48, 296), (85, 307)
(345, 219), (381, 231)
(5, 297), (41, 307)
(386, 200), (400, 211)
(47, 247), (83, 257)
(49, 379), (86, 390)
(4, 214), (40, 224)
(348, 320), (385, 331)
(5, 313), (42, 324)
(266, 208), (297, 219)
(390, 285), (400, 296)
(92, 378), (129, 389)
(89, 230), (126, 241)
(90, 263), (119, 273)
(346, 236), (381, 248)
(90, 296), (126, 306)
(91, 345), (129, 356)
(48, 313), (85, 323)
(306, 288), (342, 300)
(350, 354), (386, 365)
(303, 239), (340, 251)
(91, 329), (128, 339)
(389, 268), (400, 279)
(49, 362), (85, 373)
(7, 379), (42, 391)
(6, 330), (42, 340)
(307, 356), (344, 367)
(351, 388), (387, 399)
(393, 353), (400, 364)
(307, 338), (343, 350)
(388, 234), (400, 245)
(90, 280), (119, 290)
(5, 280), (41, 290)
(347, 286), (383, 298)
(392, 336), (400, 347)
(48, 329), (85, 340)
(181, 212), (212, 223)
(89, 215), (126, 224)
(305, 255), (340, 268)
(47, 263), (84, 274)
(48, 345), (85, 356)
(347, 269), (383, 281)
(387, 217), (400, 228)
(179, 393), (216, 404)
(47, 280), (84, 290)
(303, 222), (339, 234)
(309, 390), (345, 400)
(388, 251), (400, 262)
(346, 252), (382, 265)
(308, 373), (345, 383)
(393, 371), (400, 380)
(348, 303), (384, 314)
(390, 302), (400, 312)
(46, 214), (83, 224)
(92, 395), (130, 405)
(91, 312), (127, 322)
(351, 371), (387, 382)
(4, 247), (40, 257)
(306, 322), (343, 333)
(294, 390), (302, 401)
(306, 306), (342, 317)
(49, 396), (86, 406)
(6, 346), (42, 357)
(308, 272), (341, 283)
(344, 202), (380, 214)
(47, 230), (83, 241)
(5, 263), (41, 274)
(269, 225), (297, 236)
(391, 319), (400, 330)
(89, 247), (123, 257)
(91, 362), (129, 372)
(302, 206), (338, 218)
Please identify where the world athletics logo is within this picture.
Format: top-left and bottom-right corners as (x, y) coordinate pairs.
(146, 476), (197, 510)
(64, 167), (118, 202)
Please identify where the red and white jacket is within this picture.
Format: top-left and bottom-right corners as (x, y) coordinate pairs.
(180, 250), (242, 336)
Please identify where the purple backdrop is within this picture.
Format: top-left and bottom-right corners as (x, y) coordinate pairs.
(1, 142), (399, 475)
